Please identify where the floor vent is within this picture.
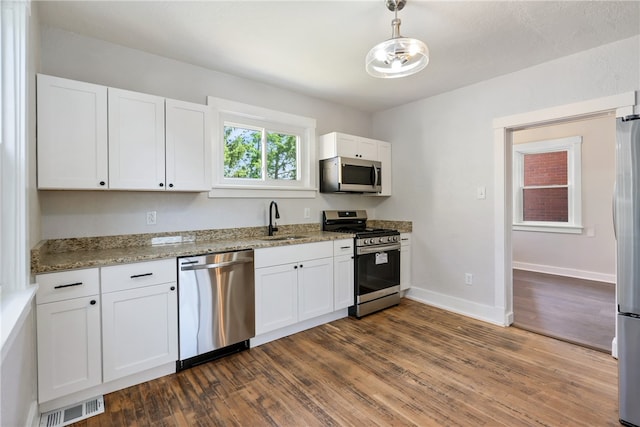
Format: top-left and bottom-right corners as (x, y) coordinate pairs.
(40, 396), (105, 427)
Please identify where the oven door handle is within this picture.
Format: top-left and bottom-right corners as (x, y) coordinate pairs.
(357, 243), (401, 255)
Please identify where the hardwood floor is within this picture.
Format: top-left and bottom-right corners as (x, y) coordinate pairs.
(74, 299), (618, 426)
(513, 269), (616, 353)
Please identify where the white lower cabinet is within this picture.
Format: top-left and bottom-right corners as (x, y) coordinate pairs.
(35, 259), (178, 406)
(254, 242), (334, 335)
(400, 233), (412, 291)
(298, 257), (334, 321)
(36, 268), (102, 403)
(254, 263), (299, 334)
(333, 239), (354, 310)
(101, 260), (178, 382)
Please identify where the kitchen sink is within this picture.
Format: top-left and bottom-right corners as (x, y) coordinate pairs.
(259, 235), (308, 241)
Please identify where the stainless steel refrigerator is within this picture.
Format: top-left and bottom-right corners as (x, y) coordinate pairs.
(616, 114), (640, 427)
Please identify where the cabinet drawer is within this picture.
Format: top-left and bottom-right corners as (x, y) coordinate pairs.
(101, 259), (176, 293)
(36, 268), (100, 304)
(400, 233), (411, 246)
(255, 241), (333, 268)
(333, 239), (354, 256)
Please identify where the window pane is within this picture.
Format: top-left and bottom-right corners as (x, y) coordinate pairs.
(524, 151), (567, 186)
(523, 187), (568, 222)
(224, 126), (262, 179)
(266, 132), (298, 180)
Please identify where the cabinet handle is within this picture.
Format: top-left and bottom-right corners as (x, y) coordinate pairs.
(90, 300), (97, 305)
(99, 181), (106, 186)
(340, 246), (351, 249)
(130, 273), (153, 279)
(159, 183), (164, 187)
(169, 183), (174, 188)
(401, 238), (409, 241)
(170, 286), (176, 291)
(54, 281), (83, 289)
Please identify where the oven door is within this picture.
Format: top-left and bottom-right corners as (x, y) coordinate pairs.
(355, 243), (400, 303)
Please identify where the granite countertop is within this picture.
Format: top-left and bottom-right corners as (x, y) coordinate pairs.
(31, 220), (412, 274)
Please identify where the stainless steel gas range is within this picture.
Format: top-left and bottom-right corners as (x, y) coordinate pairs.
(323, 210), (401, 318)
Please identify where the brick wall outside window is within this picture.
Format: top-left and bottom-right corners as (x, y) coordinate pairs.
(523, 151), (568, 221)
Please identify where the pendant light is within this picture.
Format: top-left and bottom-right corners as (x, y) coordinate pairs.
(365, 0), (429, 78)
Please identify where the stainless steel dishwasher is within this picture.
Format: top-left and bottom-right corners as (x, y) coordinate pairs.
(177, 249), (255, 371)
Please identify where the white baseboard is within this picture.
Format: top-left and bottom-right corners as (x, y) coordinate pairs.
(405, 288), (510, 326)
(513, 262), (616, 284)
(251, 309), (348, 347)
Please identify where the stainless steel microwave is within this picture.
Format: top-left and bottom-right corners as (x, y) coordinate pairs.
(319, 156), (382, 193)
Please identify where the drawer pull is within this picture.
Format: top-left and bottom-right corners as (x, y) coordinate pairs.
(340, 246), (351, 249)
(130, 273), (153, 279)
(401, 238), (409, 241)
(54, 282), (83, 289)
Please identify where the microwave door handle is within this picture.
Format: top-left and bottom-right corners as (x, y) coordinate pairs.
(372, 164), (379, 188)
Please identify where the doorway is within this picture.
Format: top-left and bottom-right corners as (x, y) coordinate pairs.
(510, 115), (616, 352)
(492, 92), (636, 357)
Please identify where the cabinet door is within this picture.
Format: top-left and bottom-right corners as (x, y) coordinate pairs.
(334, 254), (354, 310)
(37, 74), (108, 190)
(37, 296), (102, 403)
(165, 99), (212, 191)
(378, 141), (392, 196)
(255, 263), (298, 335)
(102, 283), (178, 382)
(298, 257), (334, 321)
(356, 137), (379, 161)
(400, 234), (412, 291)
(335, 134), (359, 158)
(108, 88), (166, 190)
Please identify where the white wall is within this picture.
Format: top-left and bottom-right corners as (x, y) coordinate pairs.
(373, 36), (640, 323)
(512, 115), (616, 282)
(38, 27), (384, 239)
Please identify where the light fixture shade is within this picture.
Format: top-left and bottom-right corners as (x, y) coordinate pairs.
(365, 37), (429, 78)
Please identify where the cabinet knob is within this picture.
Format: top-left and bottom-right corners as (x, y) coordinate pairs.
(159, 183), (164, 187)
(169, 183), (174, 188)
(294, 265), (298, 269)
(170, 286), (176, 291)
(99, 181), (106, 186)
(300, 264), (303, 268)
(90, 300), (97, 305)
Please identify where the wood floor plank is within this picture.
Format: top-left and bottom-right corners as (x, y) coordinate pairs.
(513, 269), (615, 352)
(74, 299), (618, 426)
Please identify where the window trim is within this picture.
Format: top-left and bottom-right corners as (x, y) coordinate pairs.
(512, 136), (583, 234)
(207, 97), (317, 198)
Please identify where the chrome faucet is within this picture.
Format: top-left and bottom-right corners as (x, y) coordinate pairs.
(268, 201), (280, 236)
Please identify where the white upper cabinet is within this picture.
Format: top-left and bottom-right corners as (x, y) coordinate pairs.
(165, 99), (212, 191)
(36, 74), (211, 192)
(37, 74), (109, 190)
(319, 132), (380, 161)
(108, 88), (166, 190)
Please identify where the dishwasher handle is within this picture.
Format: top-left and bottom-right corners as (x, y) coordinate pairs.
(180, 257), (253, 271)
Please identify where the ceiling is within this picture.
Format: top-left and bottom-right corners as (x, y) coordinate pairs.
(37, 1), (640, 113)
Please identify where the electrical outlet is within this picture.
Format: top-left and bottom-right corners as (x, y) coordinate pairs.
(465, 273), (473, 285)
(146, 211), (157, 225)
(304, 207), (311, 219)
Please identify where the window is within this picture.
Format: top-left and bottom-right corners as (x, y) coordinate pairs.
(208, 97), (316, 198)
(513, 136), (582, 233)
(1, 0), (29, 294)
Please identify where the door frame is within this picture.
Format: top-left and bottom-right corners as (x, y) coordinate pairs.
(492, 92), (636, 350)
